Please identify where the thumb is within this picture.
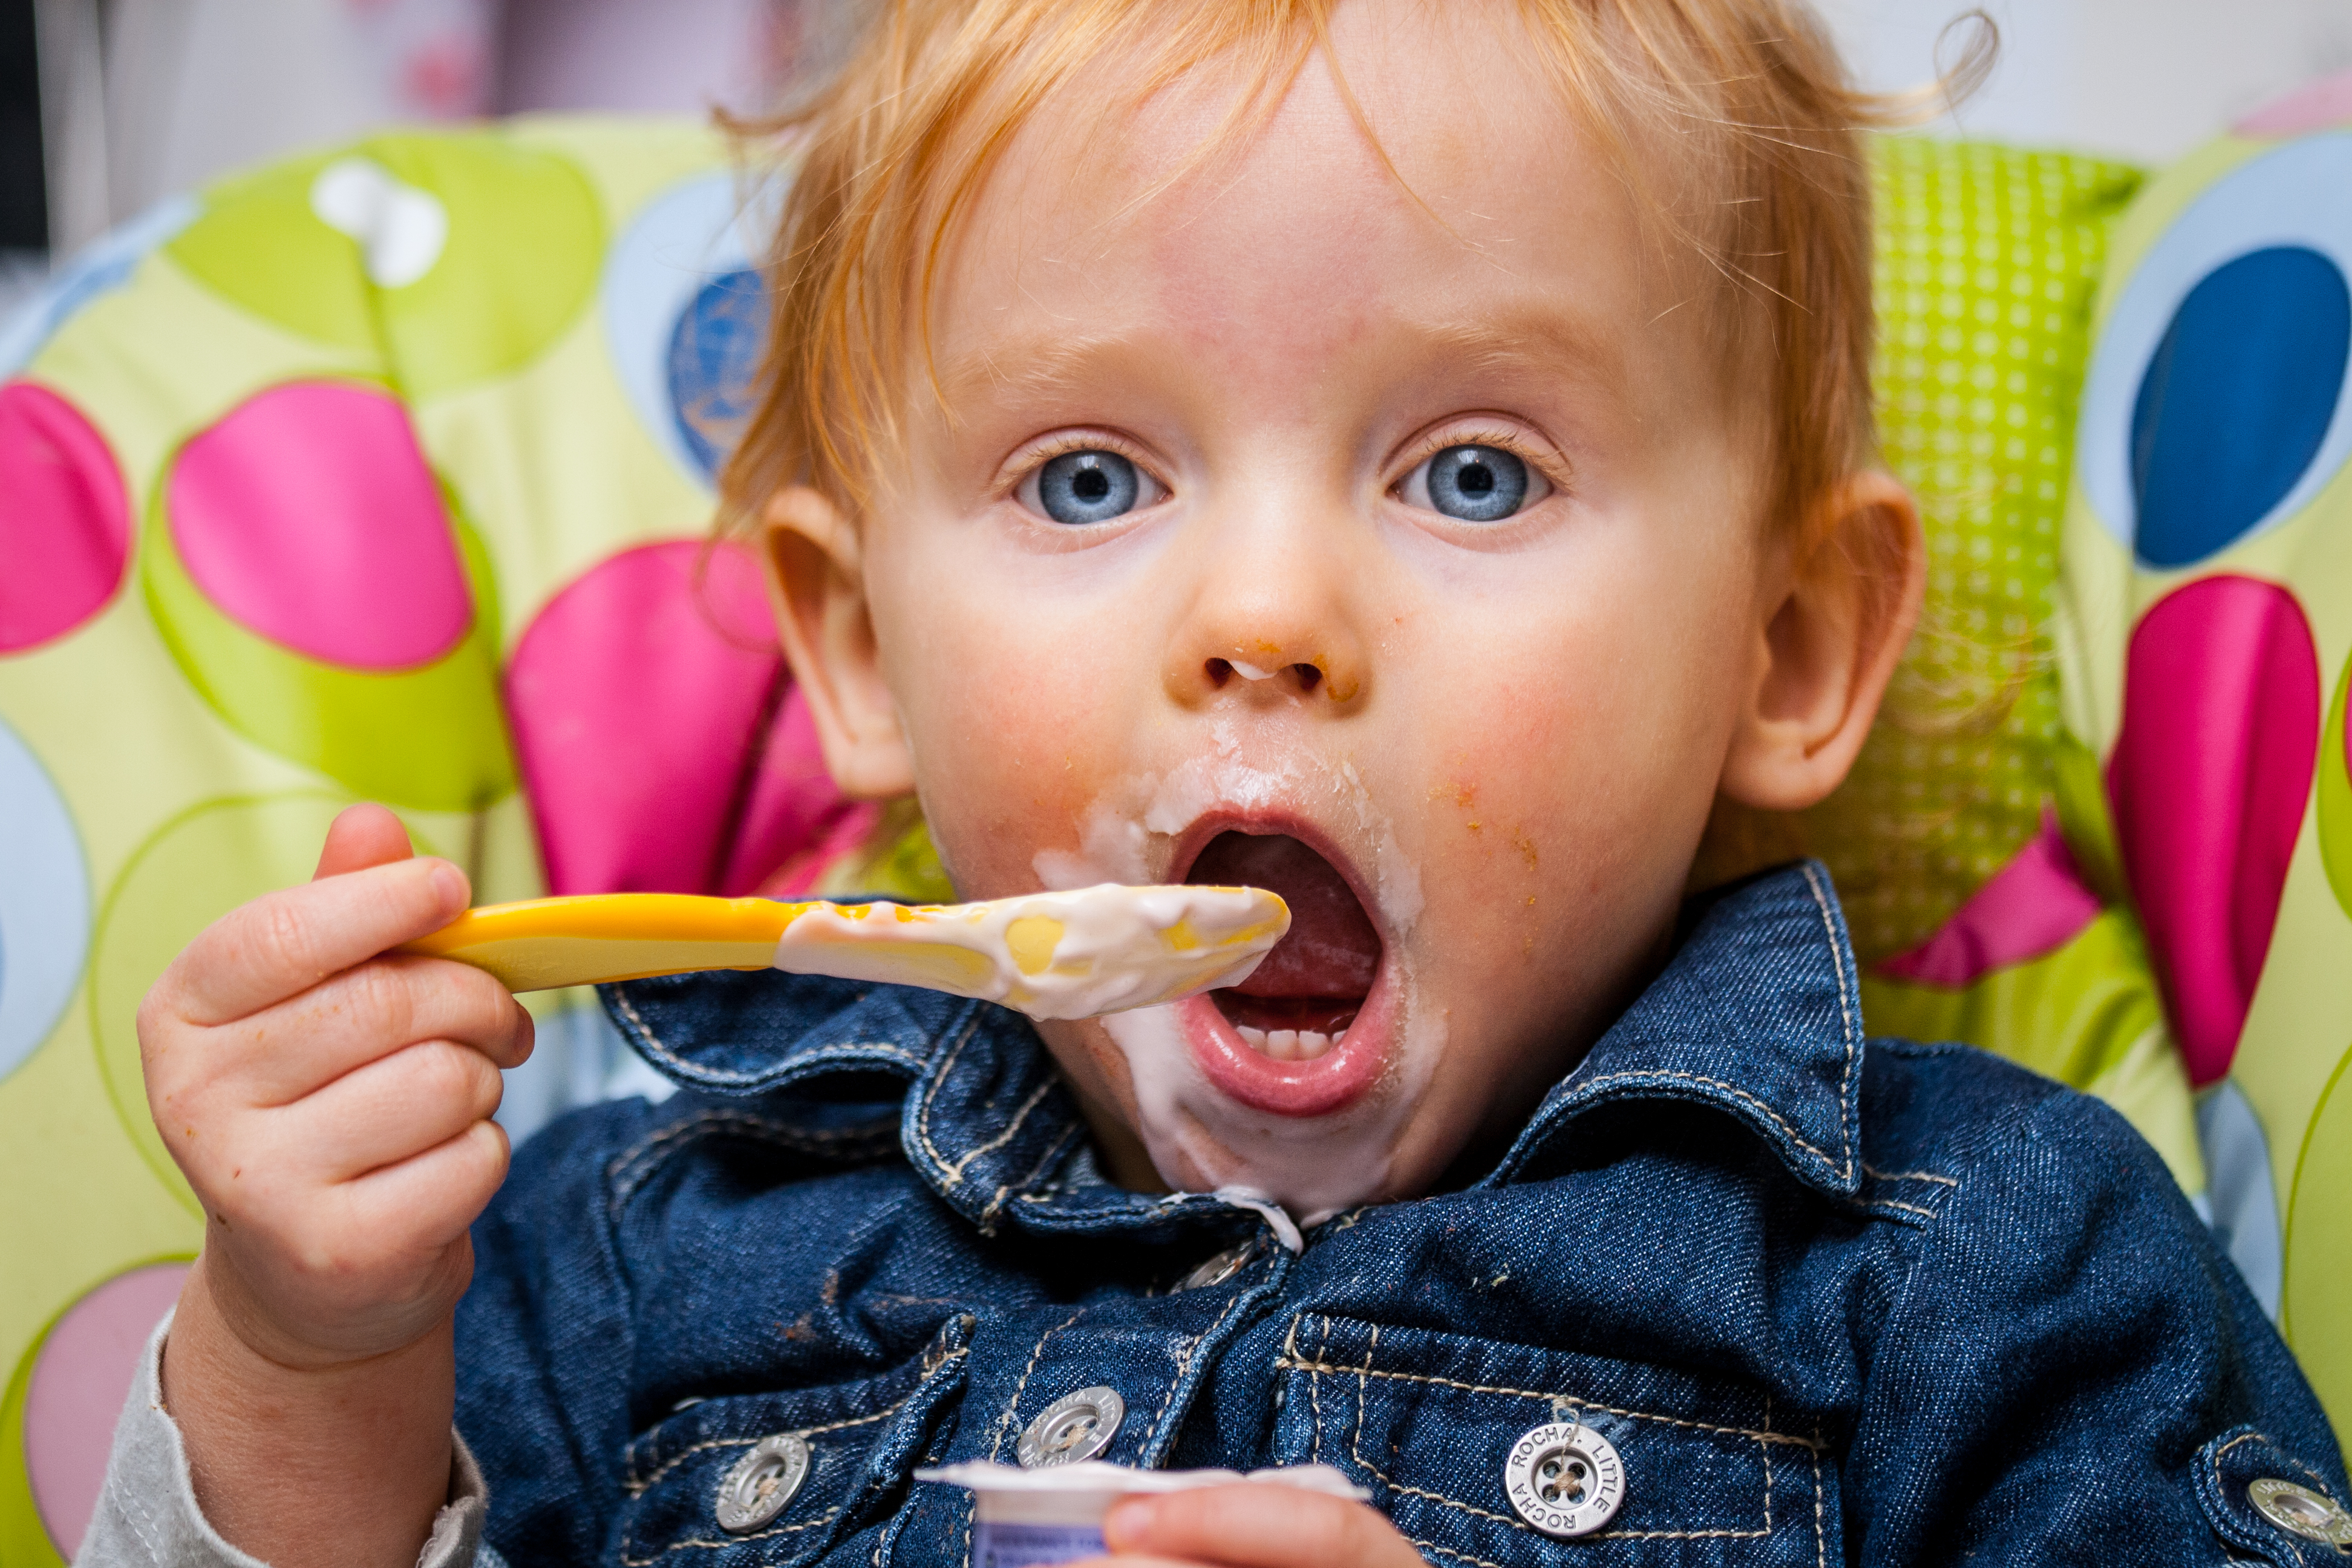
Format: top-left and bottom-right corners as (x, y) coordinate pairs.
(313, 803), (419, 881)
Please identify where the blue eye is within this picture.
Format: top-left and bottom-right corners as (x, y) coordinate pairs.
(1021, 449), (1160, 524)
(1403, 444), (1544, 521)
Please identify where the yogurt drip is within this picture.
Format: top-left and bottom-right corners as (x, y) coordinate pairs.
(771, 884), (1289, 1021)
(1038, 745), (1441, 1223)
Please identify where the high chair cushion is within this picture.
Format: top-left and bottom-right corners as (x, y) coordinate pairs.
(0, 104), (2343, 1557)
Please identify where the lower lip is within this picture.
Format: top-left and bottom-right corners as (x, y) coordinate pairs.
(1176, 980), (1391, 1118)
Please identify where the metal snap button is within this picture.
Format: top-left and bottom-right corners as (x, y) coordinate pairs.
(1502, 1420), (1625, 1539)
(1177, 1243), (1253, 1292)
(1017, 1386), (1125, 1468)
(714, 1434), (811, 1534)
(2249, 1478), (2352, 1546)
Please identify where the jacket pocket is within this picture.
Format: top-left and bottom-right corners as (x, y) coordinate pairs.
(615, 1315), (973, 1565)
(1273, 1314), (1836, 1565)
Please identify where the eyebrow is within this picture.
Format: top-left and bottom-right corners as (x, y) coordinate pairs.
(932, 299), (1639, 416)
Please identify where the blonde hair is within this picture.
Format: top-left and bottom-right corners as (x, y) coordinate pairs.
(720, 0), (1976, 545)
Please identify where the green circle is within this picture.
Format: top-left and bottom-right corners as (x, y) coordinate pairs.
(2285, 1041), (2352, 1451)
(2318, 652), (2352, 920)
(165, 134), (604, 397)
(143, 409), (517, 814)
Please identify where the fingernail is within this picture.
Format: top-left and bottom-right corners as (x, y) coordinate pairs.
(1103, 1497), (1155, 1549)
(427, 860), (468, 911)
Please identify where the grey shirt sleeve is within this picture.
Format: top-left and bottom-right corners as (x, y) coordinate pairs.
(73, 1312), (498, 1568)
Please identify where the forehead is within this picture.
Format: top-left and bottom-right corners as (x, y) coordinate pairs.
(927, 0), (1714, 418)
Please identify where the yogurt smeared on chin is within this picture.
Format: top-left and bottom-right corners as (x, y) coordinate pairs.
(1031, 748), (1441, 1222)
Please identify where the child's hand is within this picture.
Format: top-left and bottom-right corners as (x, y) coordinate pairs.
(140, 802), (534, 1371)
(1093, 1485), (1427, 1567)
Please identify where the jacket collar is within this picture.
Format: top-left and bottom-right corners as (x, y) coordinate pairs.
(1486, 858), (1865, 1197)
(603, 859), (1869, 1235)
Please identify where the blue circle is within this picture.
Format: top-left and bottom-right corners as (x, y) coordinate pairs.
(665, 268), (769, 483)
(2131, 246), (2351, 569)
(0, 715), (91, 1082)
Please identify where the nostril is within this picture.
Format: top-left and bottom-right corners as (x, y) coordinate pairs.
(1206, 657), (1235, 688)
(1290, 662), (1322, 692)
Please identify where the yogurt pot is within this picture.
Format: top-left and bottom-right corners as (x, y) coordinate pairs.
(915, 1460), (1367, 1567)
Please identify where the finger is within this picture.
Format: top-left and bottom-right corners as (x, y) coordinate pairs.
(1104, 1489), (1423, 1567)
(280, 1039), (506, 1181)
(163, 856), (471, 1025)
(336, 1119), (511, 1259)
(230, 955), (532, 1105)
(313, 803), (416, 881)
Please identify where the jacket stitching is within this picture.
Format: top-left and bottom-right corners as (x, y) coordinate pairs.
(2215, 1429), (2338, 1493)
(1334, 1326), (1775, 1543)
(606, 1111), (893, 1215)
(1798, 860), (1859, 1183)
(939, 1073), (1059, 1187)
(989, 1308), (1088, 1462)
(1405, 1536), (1509, 1568)
(623, 1354), (967, 1495)
(1561, 1070), (1845, 1184)
(912, 1016), (986, 1184)
(619, 1508), (842, 1563)
(1811, 1425), (1827, 1568)
(608, 985), (924, 1085)
(1145, 1276), (1254, 1452)
(1273, 1352), (1823, 1449)
(1863, 1165), (1959, 1189)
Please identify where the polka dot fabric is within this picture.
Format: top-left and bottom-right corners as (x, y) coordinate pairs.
(2061, 99), (2352, 1448)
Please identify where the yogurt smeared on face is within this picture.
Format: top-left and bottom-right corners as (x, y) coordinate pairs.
(1033, 750), (1440, 1223)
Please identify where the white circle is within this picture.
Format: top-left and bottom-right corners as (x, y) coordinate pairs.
(0, 717), (90, 1082)
(1502, 1420), (1625, 1540)
(601, 171), (784, 488)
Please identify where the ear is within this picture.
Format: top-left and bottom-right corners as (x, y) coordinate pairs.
(760, 485), (918, 800)
(1719, 471), (1926, 813)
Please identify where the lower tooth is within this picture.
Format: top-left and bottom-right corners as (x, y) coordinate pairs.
(1237, 1025), (1268, 1050)
(1298, 1030), (1331, 1059)
(1268, 1030), (1301, 1059)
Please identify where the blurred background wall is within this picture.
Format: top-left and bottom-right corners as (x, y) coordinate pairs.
(1, 0), (2349, 318)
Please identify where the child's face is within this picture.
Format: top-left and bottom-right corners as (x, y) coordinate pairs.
(771, 3), (1905, 1216)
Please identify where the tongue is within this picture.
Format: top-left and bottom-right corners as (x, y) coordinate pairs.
(1186, 832), (1380, 998)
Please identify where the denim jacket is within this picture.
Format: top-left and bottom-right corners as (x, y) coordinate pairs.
(454, 863), (2350, 1567)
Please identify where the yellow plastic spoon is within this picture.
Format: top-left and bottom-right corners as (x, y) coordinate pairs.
(398, 884), (1290, 1021)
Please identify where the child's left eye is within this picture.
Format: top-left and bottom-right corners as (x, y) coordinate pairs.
(1016, 449), (1168, 524)
(1398, 443), (1553, 521)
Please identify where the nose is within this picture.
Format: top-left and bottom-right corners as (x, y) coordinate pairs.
(1161, 494), (1371, 711)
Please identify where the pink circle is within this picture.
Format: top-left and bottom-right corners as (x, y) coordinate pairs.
(2235, 70), (2352, 138)
(505, 541), (870, 897)
(0, 382), (131, 655)
(166, 382), (471, 669)
(24, 1262), (190, 1555)
(2109, 576), (2319, 1085)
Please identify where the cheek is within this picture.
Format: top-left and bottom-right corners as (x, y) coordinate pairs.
(1402, 534), (1753, 913)
(870, 545), (1146, 895)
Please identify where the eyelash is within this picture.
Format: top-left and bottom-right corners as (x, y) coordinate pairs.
(1001, 432), (1171, 505)
(1389, 423), (1567, 500)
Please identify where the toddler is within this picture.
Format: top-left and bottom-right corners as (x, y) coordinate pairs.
(86, 1), (2349, 1564)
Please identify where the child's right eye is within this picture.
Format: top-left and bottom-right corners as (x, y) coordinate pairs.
(1016, 449), (1167, 525)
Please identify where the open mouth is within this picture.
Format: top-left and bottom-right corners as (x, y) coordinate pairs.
(1184, 831), (1383, 1065)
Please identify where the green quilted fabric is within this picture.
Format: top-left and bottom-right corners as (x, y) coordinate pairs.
(1813, 137), (2144, 964)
